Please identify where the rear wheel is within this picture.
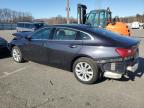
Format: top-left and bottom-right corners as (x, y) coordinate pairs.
(12, 46), (24, 63)
(73, 57), (99, 84)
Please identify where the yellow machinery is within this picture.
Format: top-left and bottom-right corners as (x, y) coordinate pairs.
(77, 4), (130, 36)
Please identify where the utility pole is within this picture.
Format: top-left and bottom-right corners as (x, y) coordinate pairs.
(66, 0), (70, 24)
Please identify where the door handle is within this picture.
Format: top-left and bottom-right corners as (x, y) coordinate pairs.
(68, 45), (78, 48)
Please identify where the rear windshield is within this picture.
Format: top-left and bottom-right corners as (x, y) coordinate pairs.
(87, 27), (131, 41)
(86, 27), (138, 45)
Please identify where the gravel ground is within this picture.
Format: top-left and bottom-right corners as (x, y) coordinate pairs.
(0, 29), (144, 108)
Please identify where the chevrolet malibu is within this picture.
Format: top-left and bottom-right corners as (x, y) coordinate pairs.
(9, 24), (140, 84)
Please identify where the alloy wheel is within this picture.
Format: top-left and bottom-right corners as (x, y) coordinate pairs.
(12, 48), (21, 62)
(75, 62), (94, 81)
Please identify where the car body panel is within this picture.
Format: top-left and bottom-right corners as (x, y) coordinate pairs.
(43, 40), (82, 68)
(21, 39), (48, 64)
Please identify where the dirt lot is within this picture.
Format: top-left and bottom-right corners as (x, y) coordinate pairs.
(0, 30), (144, 108)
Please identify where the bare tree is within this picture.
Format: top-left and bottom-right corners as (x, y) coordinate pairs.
(0, 8), (33, 23)
(119, 13), (144, 23)
(36, 15), (77, 25)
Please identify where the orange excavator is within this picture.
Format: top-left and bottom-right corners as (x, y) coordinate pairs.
(77, 4), (130, 36)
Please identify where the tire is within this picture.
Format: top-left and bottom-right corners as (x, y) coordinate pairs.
(73, 57), (99, 84)
(12, 46), (24, 63)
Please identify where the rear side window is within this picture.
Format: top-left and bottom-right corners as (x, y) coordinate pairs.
(31, 28), (52, 39)
(79, 32), (91, 40)
(53, 29), (78, 40)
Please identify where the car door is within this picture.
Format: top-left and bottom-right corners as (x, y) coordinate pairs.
(44, 28), (83, 68)
(22, 27), (53, 64)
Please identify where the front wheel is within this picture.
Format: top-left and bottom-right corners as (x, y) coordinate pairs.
(12, 46), (24, 63)
(73, 57), (99, 84)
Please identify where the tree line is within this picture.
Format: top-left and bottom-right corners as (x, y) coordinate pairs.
(119, 14), (144, 23)
(0, 8), (33, 23)
(0, 8), (143, 24)
(35, 15), (77, 25)
(36, 14), (144, 25)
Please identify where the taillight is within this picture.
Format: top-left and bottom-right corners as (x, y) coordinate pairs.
(116, 48), (135, 58)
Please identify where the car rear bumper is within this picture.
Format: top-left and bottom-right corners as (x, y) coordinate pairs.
(98, 58), (139, 79)
(103, 62), (139, 79)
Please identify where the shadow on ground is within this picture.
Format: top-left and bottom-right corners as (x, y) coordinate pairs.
(120, 57), (144, 81)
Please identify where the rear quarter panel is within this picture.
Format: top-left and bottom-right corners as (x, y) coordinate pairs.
(79, 40), (119, 61)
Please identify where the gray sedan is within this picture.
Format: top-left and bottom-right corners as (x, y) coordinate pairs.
(9, 24), (140, 84)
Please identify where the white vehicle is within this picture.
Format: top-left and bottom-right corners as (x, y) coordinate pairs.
(131, 22), (140, 29)
(16, 22), (44, 32)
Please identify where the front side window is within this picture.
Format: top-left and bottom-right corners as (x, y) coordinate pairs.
(53, 29), (77, 40)
(31, 28), (52, 39)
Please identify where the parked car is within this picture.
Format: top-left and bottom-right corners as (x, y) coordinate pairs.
(16, 22), (45, 32)
(9, 24), (140, 84)
(0, 37), (9, 55)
